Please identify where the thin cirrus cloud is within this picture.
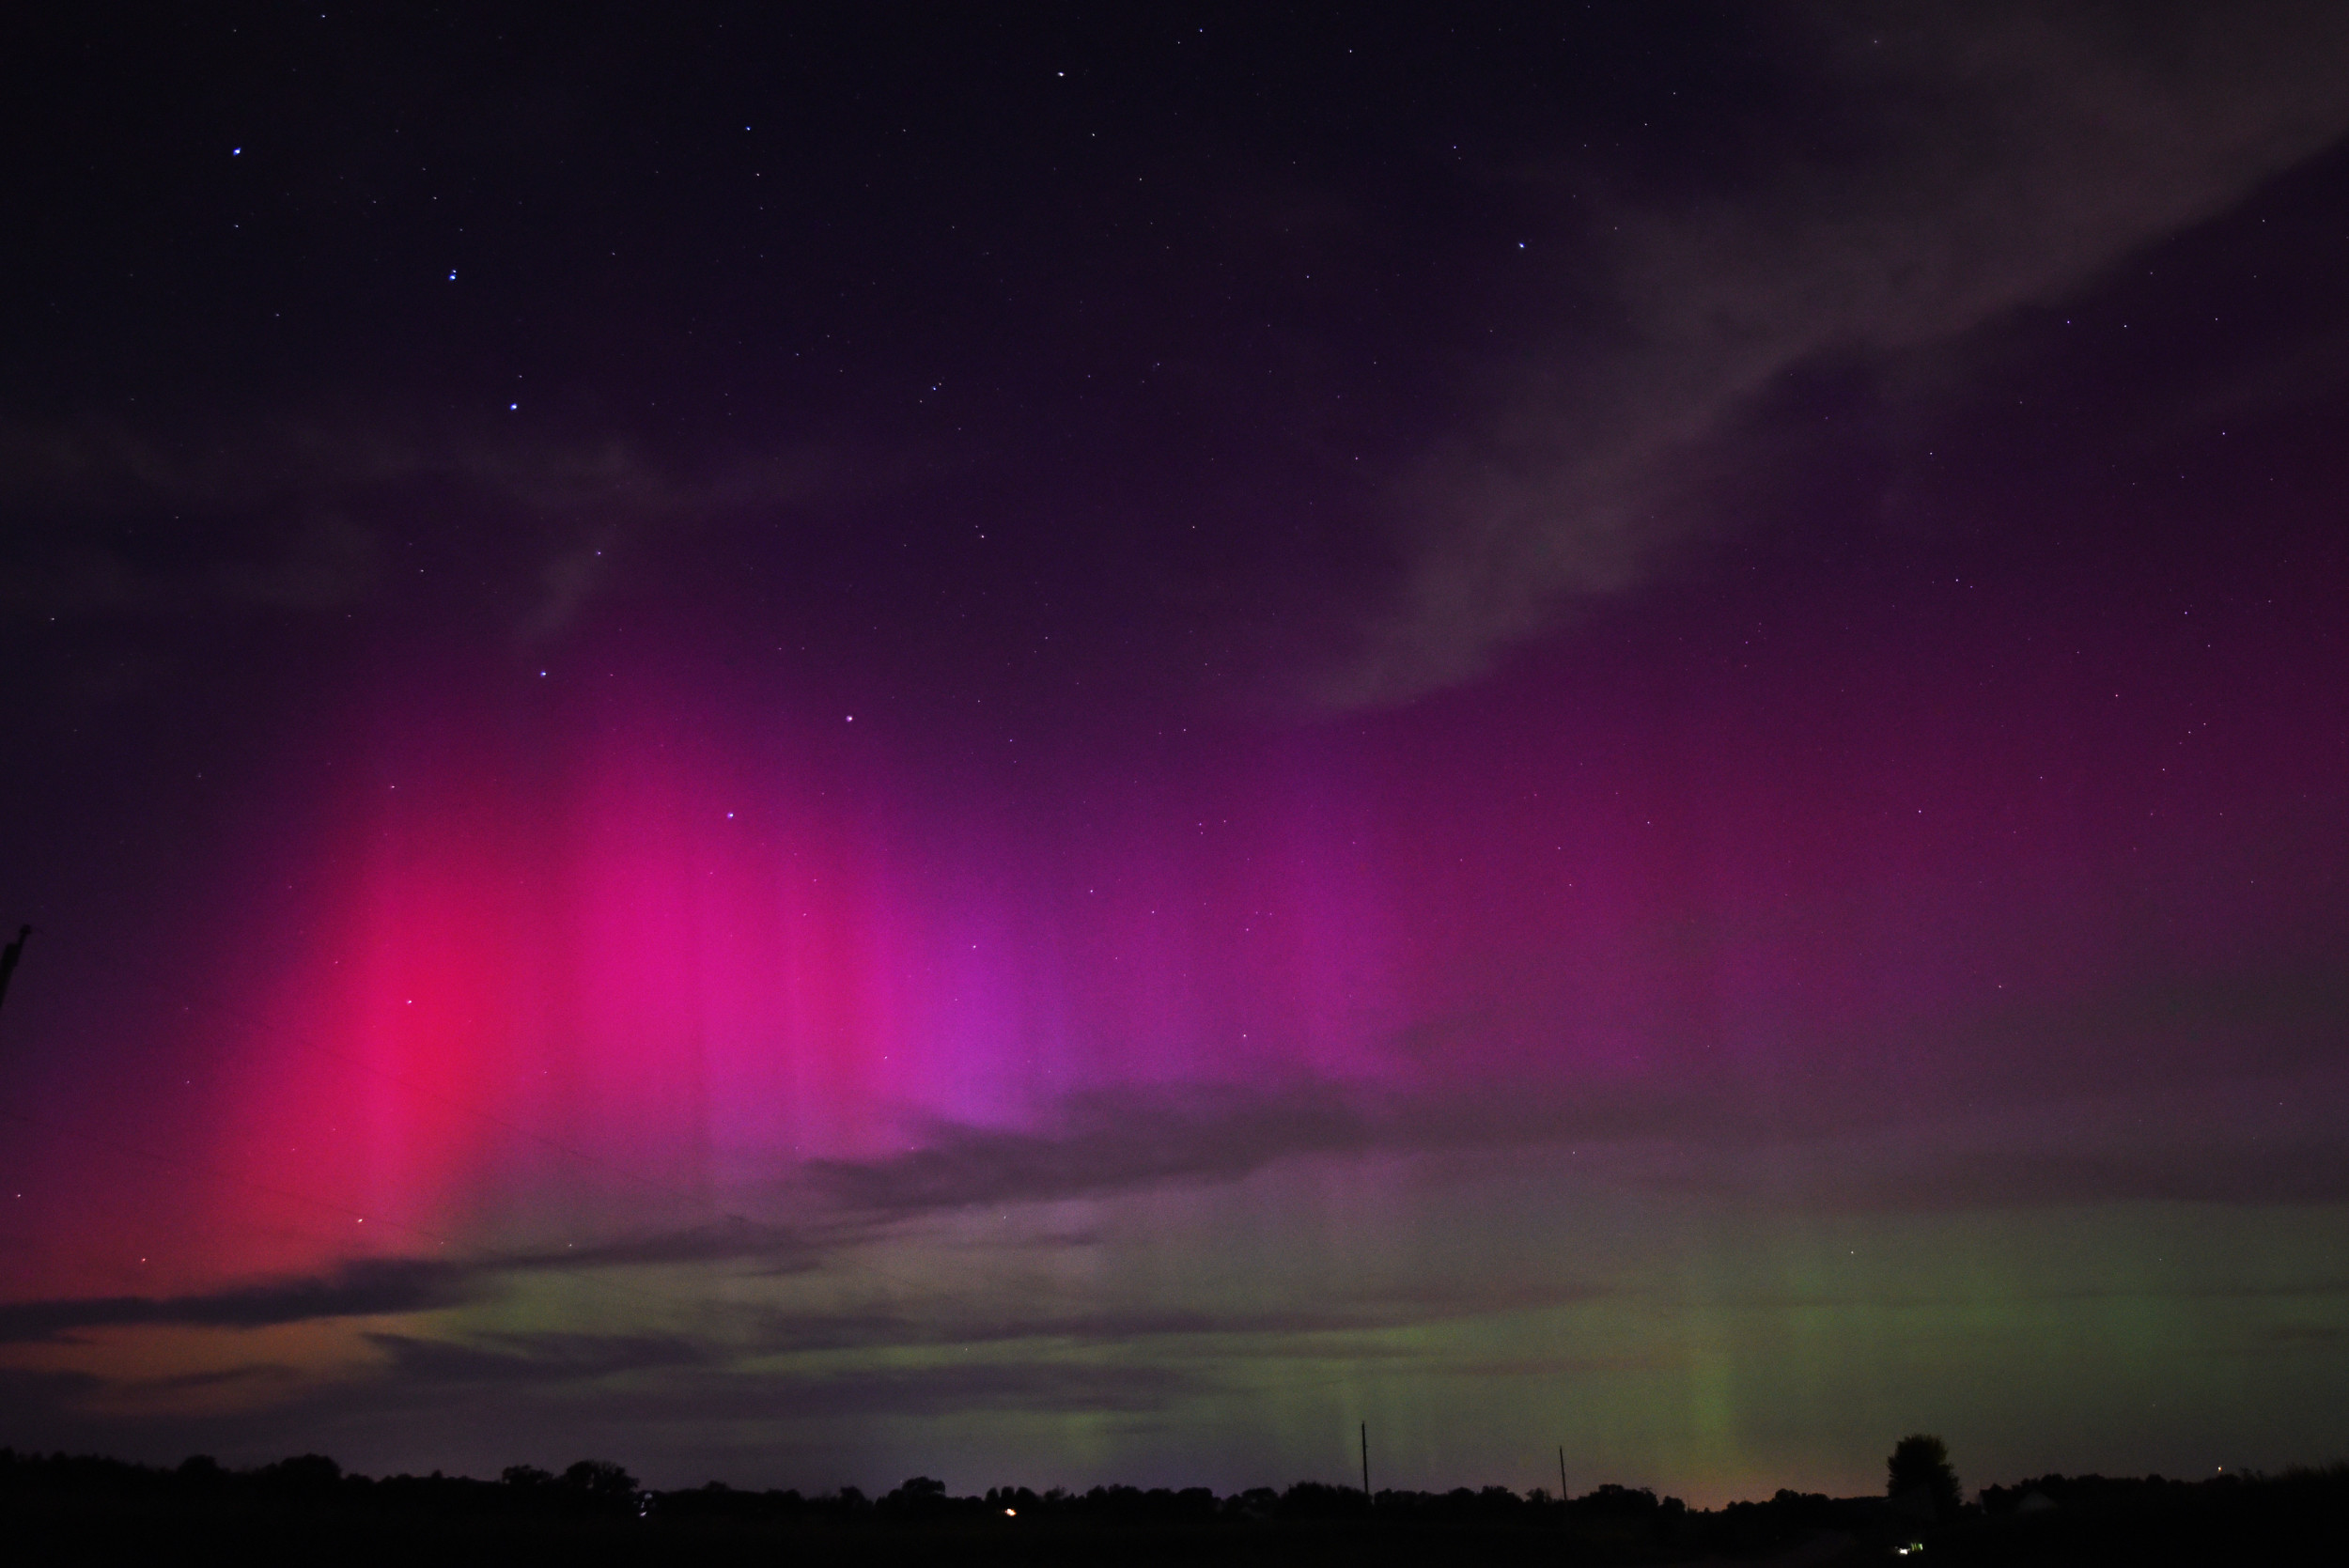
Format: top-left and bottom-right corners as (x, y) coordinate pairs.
(1630, 1125), (2349, 1214)
(0, 1256), (483, 1344)
(501, 1216), (823, 1274)
(362, 1331), (720, 1389)
(725, 1282), (1619, 1361)
(484, 1357), (1211, 1422)
(802, 1009), (2349, 1222)
(804, 1081), (1377, 1216)
(0, 1220), (818, 1345)
(0, 418), (832, 638)
(1327, 1), (2349, 708)
(1847, 1142), (2349, 1210)
(0, 1356), (1211, 1463)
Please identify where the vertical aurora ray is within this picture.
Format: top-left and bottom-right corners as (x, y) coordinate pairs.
(187, 673), (1423, 1269)
(166, 529), (2349, 1282)
(206, 680), (917, 1259)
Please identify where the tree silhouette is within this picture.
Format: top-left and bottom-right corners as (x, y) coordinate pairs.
(559, 1459), (639, 1513)
(879, 1476), (950, 1518)
(0, 925), (30, 1016)
(1887, 1434), (1962, 1519)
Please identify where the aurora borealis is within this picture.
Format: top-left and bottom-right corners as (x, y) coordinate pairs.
(4, 4), (2348, 1504)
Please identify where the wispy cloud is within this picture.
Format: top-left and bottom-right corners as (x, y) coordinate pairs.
(807, 1082), (1375, 1214)
(729, 1279), (1610, 1359)
(1794, 1138), (2349, 1212)
(806, 1017), (2349, 1219)
(0, 1257), (482, 1343)
(0, 417), (832, 640)
(365, 1330), (719, 1388)
(1322, 1), (2349, 706)
(368, 1330), (1210, 1418)
(504, 1215), (823, 1273)
(0, 1218), (819, 1344)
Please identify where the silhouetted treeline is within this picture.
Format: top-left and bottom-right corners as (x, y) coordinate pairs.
(2, 1446), (2344, 1565)
(0, 1450), (646, 1520)
(1944, 1463), (2349, 1566)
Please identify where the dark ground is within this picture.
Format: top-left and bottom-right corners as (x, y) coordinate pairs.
(4, 1452), (2344, 1566)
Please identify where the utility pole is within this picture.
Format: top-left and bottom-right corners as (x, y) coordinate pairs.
(1361, 1422), (1371, 1504)
(1559, 1444), (1569, 1503)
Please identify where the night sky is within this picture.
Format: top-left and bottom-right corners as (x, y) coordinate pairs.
(5, 3), (2348, 1504)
